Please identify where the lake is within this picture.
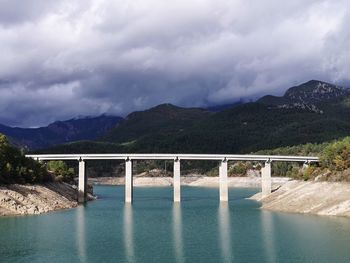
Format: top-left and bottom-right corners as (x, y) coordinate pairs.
(1, 185), (350, 263)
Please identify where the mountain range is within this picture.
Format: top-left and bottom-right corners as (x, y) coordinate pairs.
(0, 115), (123, 150)
(1, 79), (350, 154)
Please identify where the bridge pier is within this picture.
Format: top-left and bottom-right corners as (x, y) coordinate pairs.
(78, 159), (87, 203)
(302, 161), (309, 170)
(173, 159), (181, 202)
(125, 159), (133, 203)
(219, 160), (228, 201)
(261, 161), (272, 197)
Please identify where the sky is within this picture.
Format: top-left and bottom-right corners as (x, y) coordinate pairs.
(0, 0), (350, 127)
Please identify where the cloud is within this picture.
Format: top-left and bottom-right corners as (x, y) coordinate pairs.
(0, 0), (349, 126)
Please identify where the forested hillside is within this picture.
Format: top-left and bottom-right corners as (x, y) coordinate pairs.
(0, 134), (50, 184)
(38, 80), (350, 155)
(0, 115), (123, 150)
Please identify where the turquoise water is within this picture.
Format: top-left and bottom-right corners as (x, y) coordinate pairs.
(1, 186), (350, 263)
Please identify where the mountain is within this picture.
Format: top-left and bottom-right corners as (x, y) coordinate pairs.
(284, 80), (348, 103)
(206, 100), (245, 112)
(102, 103), (212, 144)
(33, 79), (350, 155)
(0, 115), (123, 150)
(258, 80), (349, 109)
(97, 80), (350, 153)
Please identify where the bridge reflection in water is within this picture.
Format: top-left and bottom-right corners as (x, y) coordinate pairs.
(261, 211), (277, 262)
(172, 203), (185, 263)
(218, 202), (233, 262)
(124, 204), (135, 262)
(76, 206), (87, 263)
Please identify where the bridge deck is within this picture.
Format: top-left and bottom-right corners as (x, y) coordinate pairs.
(26, 153), (319, 162)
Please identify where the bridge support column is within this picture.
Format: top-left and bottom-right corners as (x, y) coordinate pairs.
(261, 161), (272, 197)
(78, 159), (87, 203)
(302, 161), (309, 170)
(219, 160), (228, 201)
(173, 159), (181, 202)
(125, 159), (133, 203)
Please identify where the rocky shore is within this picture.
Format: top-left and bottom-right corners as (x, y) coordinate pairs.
(0, 182), (94, 216)
(251, 180), (350, 217)
(5, 177), (348, 218)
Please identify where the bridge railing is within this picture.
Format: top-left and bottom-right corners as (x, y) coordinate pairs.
(26, 153), (319, 162)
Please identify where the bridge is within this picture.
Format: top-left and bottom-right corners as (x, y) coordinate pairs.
(26, 154), (319, 203)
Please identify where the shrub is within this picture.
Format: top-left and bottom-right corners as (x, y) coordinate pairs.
(0, 133), (51, 184)
(320, 137), (350, 171)
(286, 167), (300, 179)
(47, 160), (75, 183)
(229, 162), (248, 176)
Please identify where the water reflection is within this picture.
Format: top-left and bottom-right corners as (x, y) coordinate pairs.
(124, 204), (135, 262)
(76, 206), (87, 262)
(218, 202), (233, 262)
(261, 211), (277, 262)
(172, 203), (184, 263)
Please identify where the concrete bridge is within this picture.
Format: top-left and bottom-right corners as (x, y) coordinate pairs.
(26, 154), (319, 203)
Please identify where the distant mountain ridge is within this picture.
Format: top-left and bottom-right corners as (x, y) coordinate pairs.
(40, 79), (350, 155)
(206, 101), (245, 112)
(2, 79), (350, 153)
(102, 103), (212, 143)
(258, 80), (349, 106)
(285, 80), (348, 102)
(0, 115), (123, 150)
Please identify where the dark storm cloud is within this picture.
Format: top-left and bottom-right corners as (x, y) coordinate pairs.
(0, 0), (349, 127)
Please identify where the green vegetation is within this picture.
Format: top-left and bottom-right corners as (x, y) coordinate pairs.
(0, 134), (51, 184)
(0, 133), (82, 184)
(321, 137), (350, 171)
(102, 104), (212, 144)
(258, 137), (350, 181)
(4, 132), (350, 183)
(38, 94), (350, 156)
(36, 135), (350, 182)
(47, 161), (75, 183)
(228, 162), (253, 176)
(256, 142), (329, 180)
(0, 115), (123, 150)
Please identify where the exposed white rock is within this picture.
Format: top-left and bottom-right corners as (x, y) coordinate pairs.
(251, 180), (350, 217)
(0, 182), (94, 216)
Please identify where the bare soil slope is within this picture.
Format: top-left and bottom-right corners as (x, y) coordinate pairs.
(252, 181), (350, 217)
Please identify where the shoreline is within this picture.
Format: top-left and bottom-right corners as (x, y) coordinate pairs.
(0, 182), (94, 216)
(3, 178), (349, 218)
(89, 176), (291, 188)
(250, 180), (350, 217)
